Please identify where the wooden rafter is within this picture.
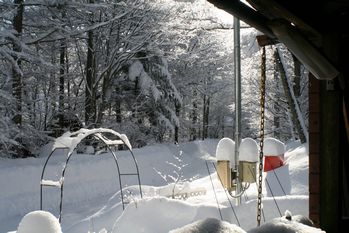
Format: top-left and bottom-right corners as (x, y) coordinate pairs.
(207, 0), (276, 39)
(246, 0), (321, 43)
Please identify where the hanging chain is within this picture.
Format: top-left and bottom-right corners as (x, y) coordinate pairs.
(257, 46), (266, 227)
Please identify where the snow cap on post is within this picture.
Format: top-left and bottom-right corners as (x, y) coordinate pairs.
(263, 137), (286, 156)
(216, 138), (235, 167)
(17, 210), (62, 233)
(239, 138), (258, 162)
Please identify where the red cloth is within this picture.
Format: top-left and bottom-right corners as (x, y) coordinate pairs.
(264, 155), (284, 172)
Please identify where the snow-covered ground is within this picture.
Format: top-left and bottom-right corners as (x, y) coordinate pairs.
(0, 139), (311, 232)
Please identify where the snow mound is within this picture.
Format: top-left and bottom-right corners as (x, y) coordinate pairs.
(248, 217), (324, 233)
(169, 215), (323, 233)
(170, 218), (246, 233)
(216, 138), (235, 165)
(112, 197), (198, 233)
(239, 138), (258, 162)
(17, 210), (62, 233)
(263, 138), (285, 156)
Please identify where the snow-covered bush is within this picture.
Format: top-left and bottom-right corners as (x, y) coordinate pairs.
(154, 143), (195, 198)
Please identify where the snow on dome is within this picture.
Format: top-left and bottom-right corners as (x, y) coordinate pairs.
(263, 137), (286, 156)
(239, 138), (258, 162)
(17, 210), (62, 233)
(216, 138), (235, 165)
(170, 218), (246, 233)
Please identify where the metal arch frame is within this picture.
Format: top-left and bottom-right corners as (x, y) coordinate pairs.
(40, 129), (143, 223)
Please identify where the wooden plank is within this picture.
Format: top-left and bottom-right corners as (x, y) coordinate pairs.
(256, 35), (278, 46)
(308, 72), (321, 227)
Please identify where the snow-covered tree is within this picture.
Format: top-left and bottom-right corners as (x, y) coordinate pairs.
(0, 0), (309, 157)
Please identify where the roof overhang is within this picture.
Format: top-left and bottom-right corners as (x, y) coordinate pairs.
(207, 0), (344, 80)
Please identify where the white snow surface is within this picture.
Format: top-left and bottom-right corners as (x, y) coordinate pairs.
(16, 211), (62, 233)
(263, 138), (286, 156)
(0, 139), (317, 233)
(239, 138), (258, 162)
(216, 138), (235, 165)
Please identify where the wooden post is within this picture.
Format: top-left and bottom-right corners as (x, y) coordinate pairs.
(319, 78), (340, 232)
(308, 73), (320, 227)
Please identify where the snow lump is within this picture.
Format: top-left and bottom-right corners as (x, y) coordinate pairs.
(239, 138), (258, 162)
(216, 138), (235, 166)
(17, 210), (62, 233)
(263, 138), (286, 155)
(169, 218), (246, 233)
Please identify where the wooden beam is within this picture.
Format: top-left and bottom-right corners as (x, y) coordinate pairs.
(309, 73), (320, 227)
(256, 35), (278, 46)
(207, 0), (276, 39)
(269, 19), (339, 80)
(246, 0), (321, 43)
(208, 0), (339, 80)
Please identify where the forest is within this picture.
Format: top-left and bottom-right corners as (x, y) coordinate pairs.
(0, 0), (308, 158)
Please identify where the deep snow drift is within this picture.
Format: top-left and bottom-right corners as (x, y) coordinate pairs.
(0, 139), (311, 232)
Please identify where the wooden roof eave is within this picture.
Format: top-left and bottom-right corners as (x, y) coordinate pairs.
(207, 0), (276, 39)
(246, 0), (322, 45)
(207, 0), (340, 80)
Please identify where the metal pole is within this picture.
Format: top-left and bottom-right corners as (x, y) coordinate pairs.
(234, 16), (241, 205)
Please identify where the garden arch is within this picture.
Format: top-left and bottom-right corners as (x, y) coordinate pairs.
(40, 128), (143, 222)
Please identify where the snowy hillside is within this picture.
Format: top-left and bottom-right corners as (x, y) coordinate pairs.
(0, 139), (310, 232)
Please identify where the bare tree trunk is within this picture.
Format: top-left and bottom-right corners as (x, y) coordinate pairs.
(202, 95), (210, 139)
(59, 38), (66, 128)
(202, 95), (206, 140)
(12, 0), (24, 127)
(96, 72), (108, 126)
(66, 42), (70, 111)
(274, 49), (307, 143)
(174, 102), (180, 143)
(85, 21), (96, 127)
(114, 85), (122, 123)
(273, 60), (281, 138)
(292, 54), (301, 98)
(190, 89), (198, 141)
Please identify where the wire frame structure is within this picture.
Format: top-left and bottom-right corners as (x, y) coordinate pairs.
(39, 128), (143, 223)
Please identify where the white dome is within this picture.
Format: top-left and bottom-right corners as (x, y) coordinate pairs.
(263, 138), (286, 156)
(216, 138), (235, 166)
(17, 211), (62, 233)
(239, 138), (258, 162)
